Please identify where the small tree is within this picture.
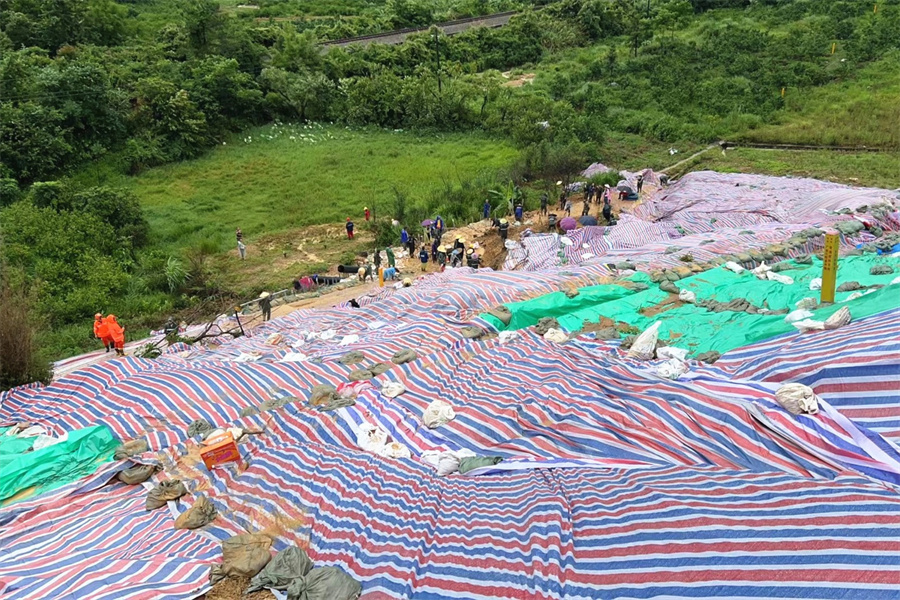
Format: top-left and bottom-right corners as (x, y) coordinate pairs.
(0, 277), (52, 390)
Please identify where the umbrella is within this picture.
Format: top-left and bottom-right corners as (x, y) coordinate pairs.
(617, 184), (634, 193)
(578, 215), (598, 226)
(559, 217), (577, 231)
(421, 219), (434, 227)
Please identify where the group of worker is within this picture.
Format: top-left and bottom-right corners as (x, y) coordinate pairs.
(92, 313), (126, 355)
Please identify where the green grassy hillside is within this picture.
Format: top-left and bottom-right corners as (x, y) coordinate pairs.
(115, 125), (517, 251)
(740, 52), (900, 148)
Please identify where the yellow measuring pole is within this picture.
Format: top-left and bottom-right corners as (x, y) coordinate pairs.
(378, 267), (384, 287)
(831, 42), (836, 54)
(820, 233), (839, 303)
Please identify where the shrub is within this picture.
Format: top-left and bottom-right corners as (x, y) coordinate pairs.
(0, 279), (52, 390)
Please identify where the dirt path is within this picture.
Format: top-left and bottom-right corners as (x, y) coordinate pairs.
(660, 142), (721, 174)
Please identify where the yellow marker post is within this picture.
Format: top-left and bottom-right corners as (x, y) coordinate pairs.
(781, 87), (785, 98)
(378, 267), (384, 288)
(831, 42), (836, 54)
(820, 233), (839, 303)
(874, 4), (877, 13)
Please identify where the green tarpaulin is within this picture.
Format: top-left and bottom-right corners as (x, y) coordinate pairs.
(0, 425), (119, 505)
(481, 254), (900, 356)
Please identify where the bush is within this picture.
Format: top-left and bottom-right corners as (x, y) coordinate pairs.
(0, 279), (52, 390)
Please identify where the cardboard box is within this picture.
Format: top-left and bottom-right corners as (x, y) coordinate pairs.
(200, 431), (240, 469)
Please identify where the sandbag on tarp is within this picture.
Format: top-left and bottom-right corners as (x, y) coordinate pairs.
(174, 494), (218, 529)
(247, 546), (314, 593)
(146, 479), (187, 510)
(117, 463), (158, 485)
(0, 425), (118, 504)
(286, 566), (362, 600)
(210, 533), (273, 584)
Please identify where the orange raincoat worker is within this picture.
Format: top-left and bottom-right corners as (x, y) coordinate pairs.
(94, 313), (114, 352)
(105, 315), (126, 356)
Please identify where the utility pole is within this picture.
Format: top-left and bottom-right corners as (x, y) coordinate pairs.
(433, 28), (442, 95)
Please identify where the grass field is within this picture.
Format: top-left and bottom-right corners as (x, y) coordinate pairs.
(740, 52), (900, 149)
(118, 124), (518, 251)
(670, 147), (900, 189)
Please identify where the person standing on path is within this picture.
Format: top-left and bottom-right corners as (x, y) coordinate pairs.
(564, 197), (573, 216)
(374, 250), (382, 271)
(514, 202), (524, 222)
(105, 315), (125, 356)
(364, 207), (370, 221)
(93, 313), (112, 352)
(498, 218), (509, 241)
(346, 218), (355, 240)
(419, 246), (429, 272)
(386, 247), (396, 269)
(238, 240), (246, 260)
(258, 292), (272, 322)
(581, 197), (590, 217)
(401, 227), (409, 247)
(540, 192), (548, 216)
(235, 228), (243, 243)
(636, 174), (644, 194)
(483, 199), (491, 220)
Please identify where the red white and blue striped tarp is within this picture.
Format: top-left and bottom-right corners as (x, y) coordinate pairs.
(2, 172), (900, 599)
(3, 295), (900, 598)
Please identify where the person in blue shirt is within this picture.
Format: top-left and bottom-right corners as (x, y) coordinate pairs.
(418, 246), (429, 271)
(483, 200), (491, 220)
(514, 202), (524, 221)
(401, 228), (409, 246)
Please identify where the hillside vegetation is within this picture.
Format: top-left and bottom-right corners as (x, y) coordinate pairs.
(115, 126), (518, 249)
(2, 0), (900, 373)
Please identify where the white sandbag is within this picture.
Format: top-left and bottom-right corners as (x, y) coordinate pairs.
(627, 322), (661, 361)
(792, 319), (825, 332)
(421, 449), (476, 476)
(724, 261), (745, 273)
(824, 307), (851, 330)
(235, 352), (262, 362)
(543, 328), (569, 344)
(318, 329), (336, 341)
(339, 334), (359, 346)
(14, 425), (46, 438)
(751, 262), (771, 279)
(498, 330), (519, 344)
(378, 441), (411, 459)
(678, 289), (696, 303)
(381, 382), (406, 398)
(32, 432), (67, 450)
(581, 253), (595, 260)
(423, 400), (456, 429)
(356, 422), (388, 454)
(265, 333), (284, 345)
(784, 309), (814, 323)
(279, 352), (309, 362)
(657, 358), (689, 380)
(422, 451), (461, 476)
(766, 271), (794, 285)
(656, 346), (688, 361)
(809, 278), (822, 291)
(795, 297), (818, 310)
(775, 383), (819, 415)
(559, 237), (574, 246)
(366, 320), (388, 330)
